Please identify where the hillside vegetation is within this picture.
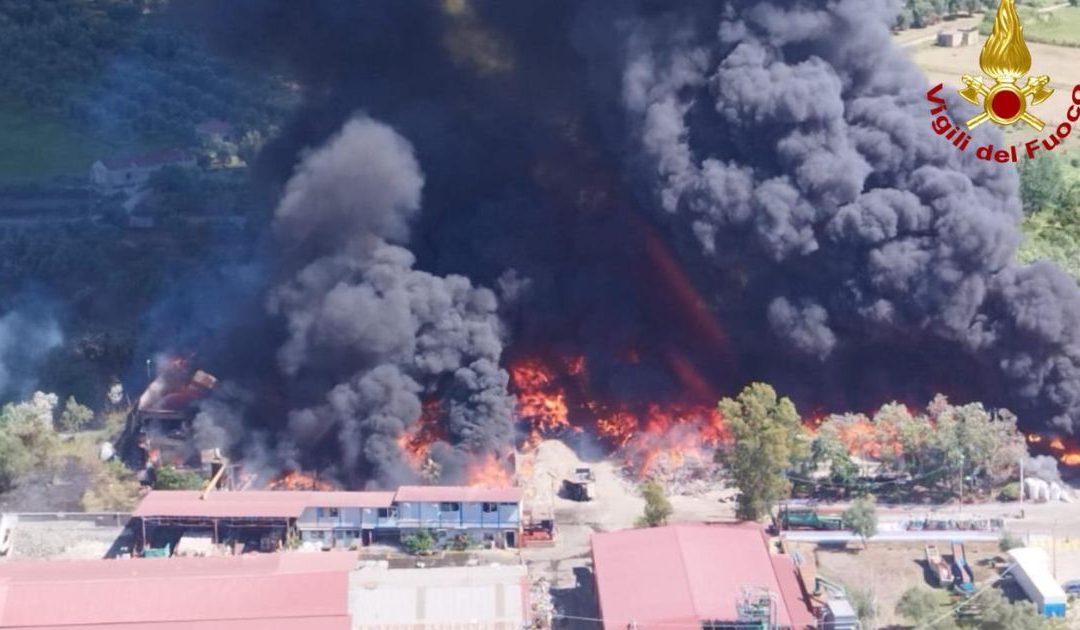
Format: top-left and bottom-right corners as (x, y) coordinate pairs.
(0, 0), (291, 180)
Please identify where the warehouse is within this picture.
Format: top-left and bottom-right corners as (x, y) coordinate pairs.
(591, 523), (816, 629)
(0, 553), (356, 629)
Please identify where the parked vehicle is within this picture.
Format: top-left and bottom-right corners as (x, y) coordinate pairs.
(925, 545), (953, 587)
(562, 468), (595, 502)
(950, 541), (976, 594)
(778, 506), (845, 531)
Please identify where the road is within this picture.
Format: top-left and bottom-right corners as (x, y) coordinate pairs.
(782, 530), (1001, 543)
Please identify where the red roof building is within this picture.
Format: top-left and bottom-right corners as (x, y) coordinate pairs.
(133, 490), (395, 520)
(591, 523), (816, 630)
(0, 553), (357, 629)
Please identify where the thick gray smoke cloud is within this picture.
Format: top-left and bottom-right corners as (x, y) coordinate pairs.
(268, 117), (514, 485)
(620, 0), (1080, 430)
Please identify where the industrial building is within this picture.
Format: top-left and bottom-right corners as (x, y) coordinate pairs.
(0, 553), (357, 629)
(591, 523), (817, 630)
(347, 561), (529, 628)
(0, 553), (532, 629)
(133, 485), (523, 554)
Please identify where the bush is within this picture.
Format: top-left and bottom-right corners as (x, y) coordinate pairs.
(896, 586), (948, 625)
(637, 480), (673, 527)
(59, 396), (94, 432)
(1000, 531), (1024, 553)
(846, 587), (878, 628)
(402, 529), (435, 555)
(153, 465), (205, 490)
(999, 481), (1022, 502)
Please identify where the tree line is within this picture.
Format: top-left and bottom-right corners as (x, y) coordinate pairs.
(710, 383), (1027, 522)
(0, 0), (289, 147)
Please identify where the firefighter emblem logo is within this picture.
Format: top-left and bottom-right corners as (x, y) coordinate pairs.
(959, 0), (1053, 130)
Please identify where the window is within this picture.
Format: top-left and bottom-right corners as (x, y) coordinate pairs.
(328, 507), (339, 518)
(439, 502), (460, 512)
(377, 507), (398, 518)
(482, 502), (498, 513)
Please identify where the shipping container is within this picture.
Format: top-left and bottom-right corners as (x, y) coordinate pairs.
(1007, 547), (1067, 618)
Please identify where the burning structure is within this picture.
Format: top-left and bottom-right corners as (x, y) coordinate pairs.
(117, 356), (220, 475)
(141, 0), (1080, 488)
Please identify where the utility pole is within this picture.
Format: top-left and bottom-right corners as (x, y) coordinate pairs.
(1018, 455), (1025, 516)
(1053, 521), (1058, 579)
(958, 453), (965, 514)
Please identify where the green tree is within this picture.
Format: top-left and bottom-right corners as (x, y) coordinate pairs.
(59, 396), (94, 432)
(153, 465), (204, 490)
(843, 496), (878, 548)
(402, 529), (435, 555)
(975, 588), (1048, 630)
(637, 480), (673, 527)
(896, 586), (949, 625)
(718, 383), (808, 521)
(0, 427), (34, 492)
(1019, 155), (1065, 214)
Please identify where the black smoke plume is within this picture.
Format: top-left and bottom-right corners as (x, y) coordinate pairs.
(168, 0), (1080, 488)
(267, 117), (513, 485)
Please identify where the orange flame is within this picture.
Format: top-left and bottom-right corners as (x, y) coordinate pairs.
(466, 453), (513, 488)
(397, 400), (446, 469)
(268, 470), (336, 491)
(511, 359), (573, 440)
(1049, 437), (1065, 452)
(1027, 433), (1043, 444)
(1061, 452), (1080, 466)
(598, 403), (729, 478)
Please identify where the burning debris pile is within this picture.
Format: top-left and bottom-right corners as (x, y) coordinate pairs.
(509, 355), (728, 483)
(152, 0), (1080, 488)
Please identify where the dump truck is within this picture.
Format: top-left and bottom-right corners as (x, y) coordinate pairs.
(925, 545), (953, 587)
(951, 541), (976, 594)
(562, 467), (595, 501)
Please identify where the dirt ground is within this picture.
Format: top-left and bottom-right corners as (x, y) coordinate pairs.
(787, 540), (1002, 629)
(517, 440), (738, 629)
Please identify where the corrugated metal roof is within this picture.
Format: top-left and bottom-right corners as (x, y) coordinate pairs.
(347, 562), (528, 628)
(1008, 547), (1068, 600)
(0, 553), (356, 629)
(394, 485), (522, 503)
(133, 490), (394, 519)
(770, 555), (818, 629)
(591, 523), (815, 630)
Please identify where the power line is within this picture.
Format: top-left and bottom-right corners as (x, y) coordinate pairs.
(915, 563), (1016, 629)
(784, 463), (953, 489)
(553, 613), (757, 628)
